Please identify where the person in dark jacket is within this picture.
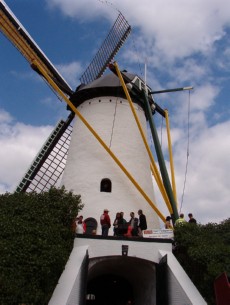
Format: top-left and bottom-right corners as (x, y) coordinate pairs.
(113, 212), (123, 236)
(129, 212), (138, 236)
(188, 213), (197, 224)
(137, 209), (147, 236)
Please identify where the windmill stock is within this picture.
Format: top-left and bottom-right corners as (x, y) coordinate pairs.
(0, 1), (207, 305)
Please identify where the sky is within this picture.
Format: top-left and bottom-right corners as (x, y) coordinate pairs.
(0, 0), (230, 226)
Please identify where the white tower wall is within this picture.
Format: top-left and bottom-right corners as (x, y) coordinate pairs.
(61, 96), (160, 230)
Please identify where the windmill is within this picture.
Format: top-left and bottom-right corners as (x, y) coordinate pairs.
(0, 0), (170, 227)
(0, 2), (207, 304)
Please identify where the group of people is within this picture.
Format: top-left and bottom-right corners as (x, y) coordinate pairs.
(73, 211), (197, 236)
(165, 213), (197, 229)
(100, 209), (147, 237)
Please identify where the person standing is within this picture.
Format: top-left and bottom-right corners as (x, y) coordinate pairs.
(175, 213), (187, 226)
(165, 216), (173, 229)
(119, 212), (128, 235)
(113, 212), (122, 236)
(129, 212), (138, 236)
(100, 209), (111, 236)
(75, 215), (86, 234)
(120, 211), (126, 222)
(137, 209), (147, 236)
(188, 213), (197, 224)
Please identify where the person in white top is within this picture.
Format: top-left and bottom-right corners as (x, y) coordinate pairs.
(75, 215), (86, 234)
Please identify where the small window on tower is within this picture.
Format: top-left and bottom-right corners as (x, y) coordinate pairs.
(100, 178), (112, 193)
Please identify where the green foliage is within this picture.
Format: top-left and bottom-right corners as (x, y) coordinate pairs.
(0, 186), (83, 305)
(173, 219), (230, 305)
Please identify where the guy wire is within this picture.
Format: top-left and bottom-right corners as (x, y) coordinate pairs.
(109, 97), (119, 149)
(179, 90), (191, 212)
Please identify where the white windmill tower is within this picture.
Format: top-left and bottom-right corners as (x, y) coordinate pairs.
(0, 1), (207, 304)
(61, 70), (161, 231)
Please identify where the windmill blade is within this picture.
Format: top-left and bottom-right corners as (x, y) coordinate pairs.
(1, 2), (131, 193)
(80, 12), (131, 85)
(16, 113), (74, 193)
(0, 0), (73, 96)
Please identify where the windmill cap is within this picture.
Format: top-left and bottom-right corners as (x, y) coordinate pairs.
(71, 72), (142, 108)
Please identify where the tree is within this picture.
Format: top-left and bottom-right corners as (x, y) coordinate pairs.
(0, 186), (83, 305)
(173, 218), (230, 305)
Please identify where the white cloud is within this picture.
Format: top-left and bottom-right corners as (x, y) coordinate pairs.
(56, 61), (84, 88)
(154, 119), (230, 226)
(0, 109), (12, 123)
(170, 59), (208, 83)
(46, 0), (115, 20)
(0, 109), (53, 193)
(124, 0), (230, 59)
(47, 0), (230, 62)
(190, 84), (219, 111)
(173, 120), (230, 224)
(150, 78), (228, 225)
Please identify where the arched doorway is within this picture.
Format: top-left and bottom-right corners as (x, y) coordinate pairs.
(86, 256), (156, 305)
(84, 217), (98, 234)
(87, 274), (133, 305)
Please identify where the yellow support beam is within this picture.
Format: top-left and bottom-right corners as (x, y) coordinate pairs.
(32, 60), (166, 222)
(165, 110), (177, 205)
(114, 62), (172, 216)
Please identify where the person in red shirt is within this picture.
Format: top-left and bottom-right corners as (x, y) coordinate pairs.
(100, 209), (111, 236)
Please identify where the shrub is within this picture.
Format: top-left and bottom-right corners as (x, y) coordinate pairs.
(173, 219), (230, 305)
(0, 186), (83, 305)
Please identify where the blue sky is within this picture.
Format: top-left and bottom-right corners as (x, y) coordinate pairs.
(1, 0), (230, 226)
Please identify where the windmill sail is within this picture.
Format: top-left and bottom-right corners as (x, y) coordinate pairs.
(80, 12), (131, 85)
(0, 0), (131, 192)
(16, 114), (74, 193)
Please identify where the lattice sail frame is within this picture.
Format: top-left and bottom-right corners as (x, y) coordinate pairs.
(16, 115), (74, 193)
(80, 12), (131, 85)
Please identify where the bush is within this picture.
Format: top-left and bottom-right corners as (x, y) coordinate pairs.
(173, 219), (230, 305)
(0, 186), (83, 305)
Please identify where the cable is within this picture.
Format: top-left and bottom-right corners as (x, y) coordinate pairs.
(179, 90), (191, 212)
(130, 32), (143, 78)
(109, 98), (118, 149)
